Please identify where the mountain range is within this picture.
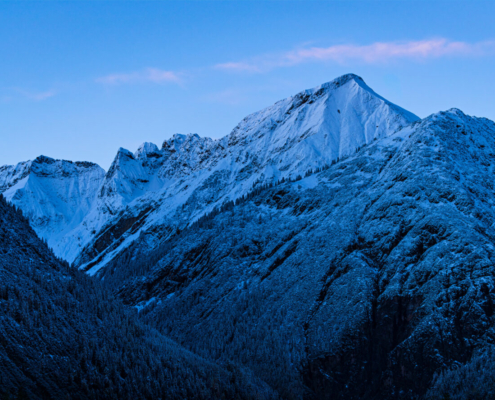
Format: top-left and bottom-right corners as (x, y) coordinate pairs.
(0, 74), (418, 271)
(2, 73), (495, 399)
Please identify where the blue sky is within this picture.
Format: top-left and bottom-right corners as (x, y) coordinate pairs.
(1, 1), (495, 170)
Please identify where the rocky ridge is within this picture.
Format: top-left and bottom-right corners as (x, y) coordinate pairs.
(0, 74), (420, 273)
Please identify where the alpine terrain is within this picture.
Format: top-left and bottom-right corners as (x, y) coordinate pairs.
(2, 74), (495, 399)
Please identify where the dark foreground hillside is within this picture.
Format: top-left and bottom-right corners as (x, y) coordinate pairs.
(0, 195), (277, 400)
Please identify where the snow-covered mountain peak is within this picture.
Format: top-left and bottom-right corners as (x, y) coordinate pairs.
(413, 108), (495, 144)
(31, 154), (100, 169)
(33, 155), (56, 164)
(305, 72), (363, 94)
(0, 156), (105, 256)
(116, 147), (134, 158)
(0, 156), (102, 193)
(157, 133), (217, 178)
(228, 73), (418, 153)
(162, 133), (213, 154)
(30, 156), (102, 178)
(224, 73), (420, 181)
(420, 107), (490, 128)
(135, 142), (161, 160)
(444, 107), (465, 115)
(2, 74), (423, 267)
(99, 134), (219, 210)
(104, 148), (135, 181)
(436, 108), (471, 122)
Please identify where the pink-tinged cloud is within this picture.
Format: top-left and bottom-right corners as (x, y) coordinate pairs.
(215, 39), (495, 73)
(287, 39), (494, 63)
(96, 68), (182, 85)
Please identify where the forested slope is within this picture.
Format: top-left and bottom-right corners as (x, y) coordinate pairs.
(101, 110), (495, 399)
(0, 195), (277, 400)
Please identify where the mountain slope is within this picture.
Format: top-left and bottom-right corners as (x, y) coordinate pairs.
(0, 195), (277, 399)
(0, 74), (418, 271)
(99, 109), (495, 399)
(0, 156), (105, 258)
(68, 74), (419, 273)
(3, 75), (495, 399)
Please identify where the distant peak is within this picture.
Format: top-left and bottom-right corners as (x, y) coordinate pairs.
(135, 142), (160, 159)
(445, 108), (466, 116)
(283, 73), (370, 110)
(428, 108), (467, 122)
(33, 155), (56, 165)
(115, 147), (135, 159)
(172, 133), (201, 141)
(162, 133), (209, 151)
(32, 156), (102, 170)
(137, 142), (159, 151)
(74, 161), (102, 169)
(311, 73), (364, 93)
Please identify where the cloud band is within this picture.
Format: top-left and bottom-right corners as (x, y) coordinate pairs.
(215, 39), (495, 73)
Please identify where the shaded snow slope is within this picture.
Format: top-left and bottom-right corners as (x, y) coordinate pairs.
(0, 156), (105, 257)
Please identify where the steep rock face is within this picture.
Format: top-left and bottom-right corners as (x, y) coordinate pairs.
(0, 156), (105, 258)
(0, 195), (277, 399)
(69, 74), (418, 272)
(101, 110), (495, 399)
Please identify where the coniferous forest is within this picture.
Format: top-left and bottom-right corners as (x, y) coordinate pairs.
(0, 195), (276, 399)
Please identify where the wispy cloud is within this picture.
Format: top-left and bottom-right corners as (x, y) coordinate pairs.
(215, 39), (495, 73)
(15, 89), (57, 101)
(96, 68), (182, 85)
(214, 62), (263, 74)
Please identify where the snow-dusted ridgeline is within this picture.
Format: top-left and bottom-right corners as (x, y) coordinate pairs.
(5, 73), (495, 399)
(0, 74), (419, 271)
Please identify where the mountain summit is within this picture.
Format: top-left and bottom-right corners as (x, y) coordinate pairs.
(0, 74), (418, 269)
(227, 73), (418, 163)
(106, 106), (495, 399)
(0, 156), (104, 251)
